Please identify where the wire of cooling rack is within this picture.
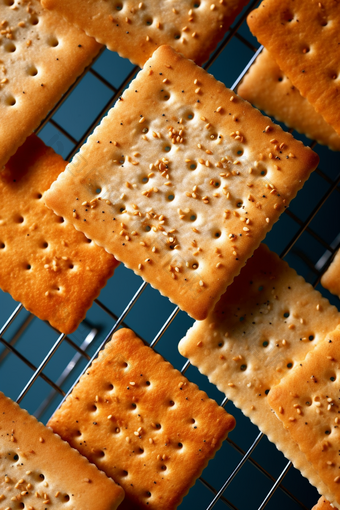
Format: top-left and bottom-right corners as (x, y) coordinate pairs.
(1, 2), (340, 509)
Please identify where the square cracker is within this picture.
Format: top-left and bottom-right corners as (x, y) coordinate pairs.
(0, 391), (124, 509)
(0, 0), (101, 169)
(247, 0), (340, 137)
(321, 249), (340, 299)
(40, 0), (250, 67)
(0, 134), (118, 334)
(48, 328), (236, 510)
(44, 45), (319, 321)
(268, 327), (340, 507)
(178, 243), (340, 505)
(237, 48), (340, 152)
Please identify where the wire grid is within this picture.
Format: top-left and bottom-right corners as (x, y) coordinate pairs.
(1, 1), (340, 509)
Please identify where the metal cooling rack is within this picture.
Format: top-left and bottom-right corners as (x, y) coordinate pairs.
(1, 1), (340, 509)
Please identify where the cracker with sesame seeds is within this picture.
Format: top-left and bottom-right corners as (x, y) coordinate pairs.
(0, 0), (101, 169)
(0, 134), (118, 333)
(321, 249), (340, 299)
(268, 327), (340, 508)
(178, 243), (340, 504)
(40, 0), (250, 67)
(313, 497), (336, 510)
(47, 327), (236, 510)
(44, 45), (319, 321)
(0, 391), (125, 509)
(237, 48), (340, 152)
(247, 0), (340, 138)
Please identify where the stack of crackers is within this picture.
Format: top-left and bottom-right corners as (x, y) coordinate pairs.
(1, 0), (339, 508)
(238, 0), (340, 152)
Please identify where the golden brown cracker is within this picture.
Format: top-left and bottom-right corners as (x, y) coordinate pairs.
(178, 243), (340, 504)
(313, 497), (336, 510)
(0, 391), (124, 509)
(247, 0), (340, 137)
(238, 48), (340, 151)
(0, 134), (118, 333)
(0, 0), (101, 168)
(41, 0), (250, 67)
(44, 45), (319, 321)
(268, 328), (340, 507)
(48, 328), (236, 510)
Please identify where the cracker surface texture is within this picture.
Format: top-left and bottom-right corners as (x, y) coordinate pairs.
(44, 45), (319, 320)
(247, 0), (340, 137)
(48, 328), (236, 510)
(313, 497), (336, 510)
(0, 134), (118, 333)
(321, 249), (340, 299)
(41, 0), (249, 67)
(0, 391), (124, 509)
(238, 48), (340, 151)
(0, 0), (101, 169)
(268, 328), (340, 507)
(178, 243), (340, 504)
